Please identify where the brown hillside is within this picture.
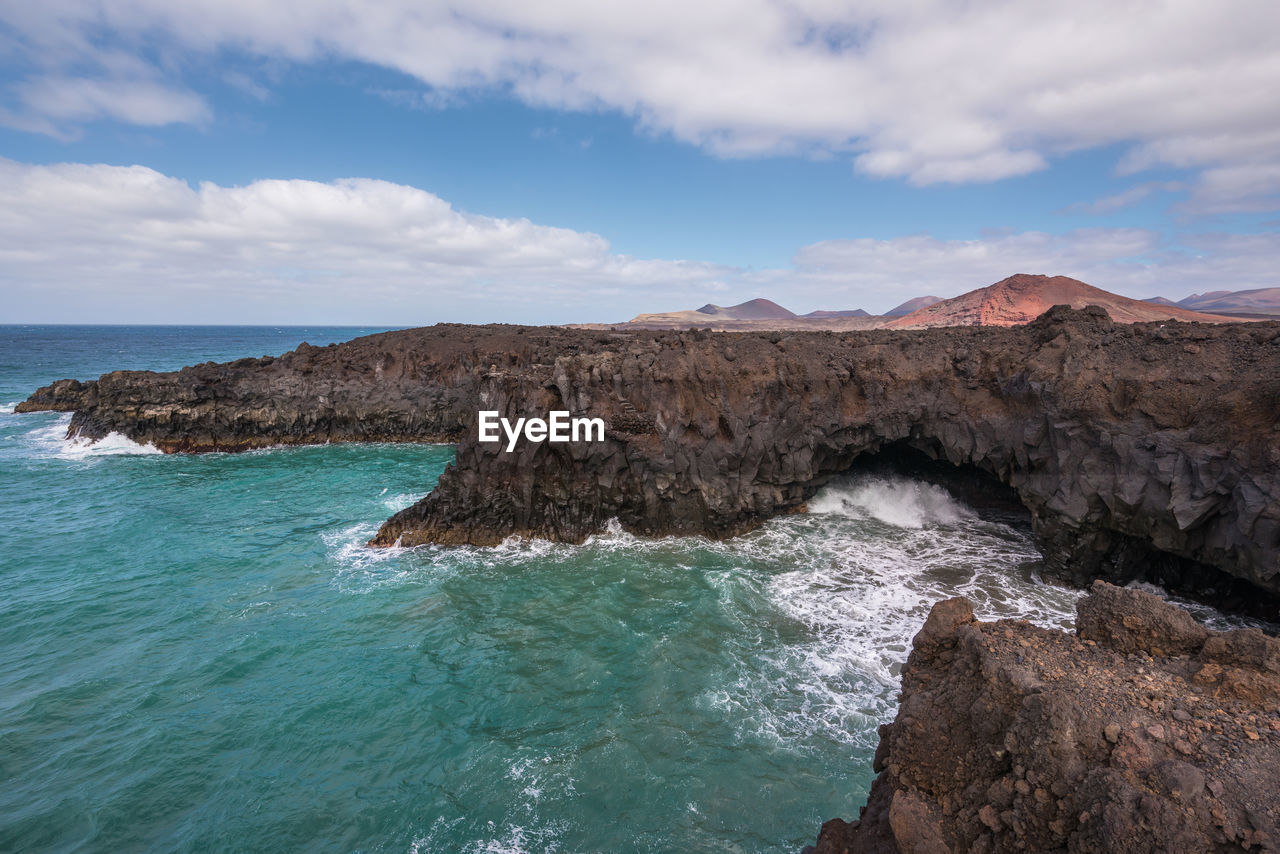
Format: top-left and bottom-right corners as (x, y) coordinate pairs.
(887, 274), (1244, 328)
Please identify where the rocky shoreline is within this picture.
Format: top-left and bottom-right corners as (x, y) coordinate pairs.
(18, 309), (1280, 849)
(807, 582), (1280, 853)
(19, 308), (1280, 614)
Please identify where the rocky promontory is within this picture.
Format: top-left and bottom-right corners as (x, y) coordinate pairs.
(16, 325), (576, 451)
(808, 582), (1280, 853)
(19, 308), (1280, 611)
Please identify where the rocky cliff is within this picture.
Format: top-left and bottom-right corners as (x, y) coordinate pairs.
(16, 325), (581, 451)
(807, 582), (1280, 853)
(375, 307), (1280, 612)
(20, 308), (1280, 609)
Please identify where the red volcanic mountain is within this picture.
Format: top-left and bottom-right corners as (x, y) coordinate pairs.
(887, 274), (1245, 328)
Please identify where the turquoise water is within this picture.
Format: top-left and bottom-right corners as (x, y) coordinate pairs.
(0, 327), (1090, 853)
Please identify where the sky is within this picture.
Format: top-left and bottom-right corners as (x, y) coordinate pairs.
(1, 1), (1278, 325)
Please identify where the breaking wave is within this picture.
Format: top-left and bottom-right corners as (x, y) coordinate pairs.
(807, 474), (974, 528)
(14, 415), (163, 458)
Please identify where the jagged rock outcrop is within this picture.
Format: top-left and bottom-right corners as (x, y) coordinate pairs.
(374, 307), (1279, 609)
(16, 326), (594, 451)
(20, 307), (1280, 607)
(807, 582), (1280, 853)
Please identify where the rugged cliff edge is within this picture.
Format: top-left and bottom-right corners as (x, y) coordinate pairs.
(19, 308), (1280, 608)
(15, 325), (573, 450)
(375, 307), (1280, 610)
(808, 582), (1280, 854)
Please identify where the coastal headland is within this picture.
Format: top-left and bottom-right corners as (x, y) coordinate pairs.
(19, 305), (1280, 615)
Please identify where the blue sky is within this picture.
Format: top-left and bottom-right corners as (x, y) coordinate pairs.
(1, 2), (1278, 324)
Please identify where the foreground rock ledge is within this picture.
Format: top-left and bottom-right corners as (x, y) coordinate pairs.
(808, 582), (1280, 854)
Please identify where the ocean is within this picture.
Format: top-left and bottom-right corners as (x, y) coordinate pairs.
(0, 325), (1227, 853)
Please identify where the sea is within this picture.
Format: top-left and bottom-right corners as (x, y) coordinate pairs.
(0, 325), (1259, 853)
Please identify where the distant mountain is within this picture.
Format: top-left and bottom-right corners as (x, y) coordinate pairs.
(1179, 290), (1234, 304)
(887, 274), (1244, 329)
(607, 276), (1258, 332)
(803, 309), (870, 318)
(1175, 287), (1280, 317)
(694, 298), (797, 320)
(622, 297), (881, 331)
(885, 295), (943, 316)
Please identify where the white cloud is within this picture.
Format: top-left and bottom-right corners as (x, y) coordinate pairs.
(1180, 163), (1280, 215)
(1062, 181), (1184, 216)
(0, 159), (1276, 322)
(0, 158), (728, 323)
(13, 76), (210, 127)
(2, 1), (1279, 208)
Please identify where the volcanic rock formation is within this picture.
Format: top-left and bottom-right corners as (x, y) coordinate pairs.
(19, 307), (1280, 610)
(887, 274), (1244, 328)
(807, 582), (1280, 853)
(17, 328), (503, 451)
(597, 275), (1246, 332)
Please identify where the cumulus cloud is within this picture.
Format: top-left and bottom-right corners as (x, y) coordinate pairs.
(0, 158), (729, 323)
(2, 1), (1279, 208)
(1, 159), (1276, 322)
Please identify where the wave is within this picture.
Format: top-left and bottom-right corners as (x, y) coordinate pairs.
(806, 474), (974, 528)
(15, 415), (163, 459)
(714, 474), (1080, 747)
(322, 475), (1079, 755)
(58, 431), (164, 458)
(382, 491), (420, 513)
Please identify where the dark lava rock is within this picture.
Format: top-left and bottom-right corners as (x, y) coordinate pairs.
(810, 582), (1280, 853)
(1076, 580), (1210, 656)
(19, 309), (1280, 607)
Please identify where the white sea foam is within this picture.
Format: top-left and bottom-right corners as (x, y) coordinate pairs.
(0, 401), (17, 415)
(807, 474), (974, 528)
(411, 817), (567, 854)
(409, 819), (466, 854)
(22, 416), (72, 454)
(322, 523), (430, 592)
(382, 492), (419, 513)
(57, 430), (164, 458)
(465, 822), (567, 854)
(323, 518), (586, 592)
(707, 474), (1083, 749)
(19, 415), (164, 458)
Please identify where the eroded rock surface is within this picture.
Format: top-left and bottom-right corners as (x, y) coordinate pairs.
(809, 582), (1280, 854)
(20, 308), (1280, 604)
(16, 326), (581, 451)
